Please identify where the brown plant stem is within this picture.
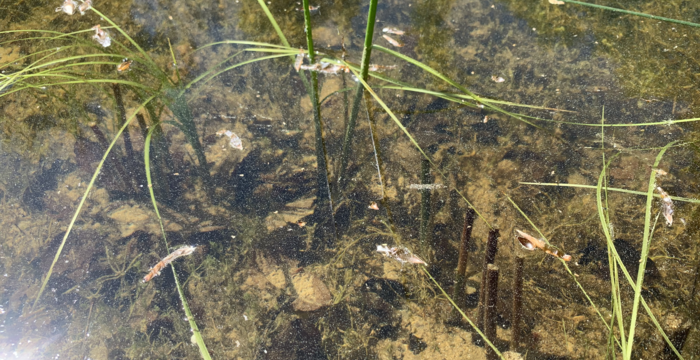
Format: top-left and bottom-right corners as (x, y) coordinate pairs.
(484, 263), (500, 360)
(512, 255), (524, 350)
(477, 229), (500, 333)
(450, 207), (476, 320)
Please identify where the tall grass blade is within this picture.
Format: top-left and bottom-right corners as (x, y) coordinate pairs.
(255, 0), (291, 47)
(624, 141), (676, 360)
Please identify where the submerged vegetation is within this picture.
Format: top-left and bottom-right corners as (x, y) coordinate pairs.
(1, 0), (700, 359)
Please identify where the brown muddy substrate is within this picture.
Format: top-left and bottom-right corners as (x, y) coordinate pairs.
(1, 0), (699, 358)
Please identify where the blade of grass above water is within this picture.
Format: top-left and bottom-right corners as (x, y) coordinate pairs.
(594, 146), (683, 359)
(32, 95), (157, 308)
(624, 141), (676, 360)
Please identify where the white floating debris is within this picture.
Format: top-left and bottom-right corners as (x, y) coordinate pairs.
(382, 27), (405, 36)
(548, 0), (565, 4)
(91, 25), (111, 48)
(216, 129), (244, 150)
(78, 0), (92, 15)
(408, 183), (446, 190)
(656, 186), (674, 226)
(382, 34), (404, 47)
(491, 75), (505, 83)
(377, 244), (427, 265)
(55, 0), (77, 15)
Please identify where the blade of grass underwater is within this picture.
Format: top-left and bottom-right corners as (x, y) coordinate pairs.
(32, 95), (157, 308)
(557, 0), (700, 29)
(519, 182), (700, 204)
(504, 194), (621, 349)
(184, 53), (290, 92)
(421, 267), (504, 359)
(145, 125), (212, 360)
(342, 60), (492, 229)
(624, 141), (676, 360)
(337, 0), (379, 190)
(377, 85), (575, 113)
(371, 45), (555, 135)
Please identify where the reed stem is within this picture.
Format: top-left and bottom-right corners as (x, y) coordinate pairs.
(484, 264), (500, 360)
(477, 229), (500, 335)
(512, 255), (524, 350)
(450, 207), (476, 322)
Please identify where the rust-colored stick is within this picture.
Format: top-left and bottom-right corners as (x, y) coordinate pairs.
(477, 229), (500, 332)
(512, 255), (524, 350)
(457, 208), (476, 277)
(484, 264), (500, 360)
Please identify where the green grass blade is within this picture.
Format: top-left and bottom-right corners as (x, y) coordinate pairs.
(32, 95), (157, 309)
(255, 0), (290, 47)
(624, 141), (676, 360)
(557, 0), (700, 28)
(519, 183), (700, 204)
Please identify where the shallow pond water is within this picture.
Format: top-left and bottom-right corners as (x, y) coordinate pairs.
(1, 0), (700, 359)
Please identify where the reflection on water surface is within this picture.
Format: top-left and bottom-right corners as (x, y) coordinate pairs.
(1, 0), (700, 358)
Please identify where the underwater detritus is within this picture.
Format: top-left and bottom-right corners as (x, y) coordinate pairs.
(376, 244), (427, 265)
(655, 186), (674, 226)
(515, 230), (571, 261)
(91, 25), (111, 47)
(216, 129), (244, 150)
(143, 245), (196, 282)
(55, 0), (77, 15)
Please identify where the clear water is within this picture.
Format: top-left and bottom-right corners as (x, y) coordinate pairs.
(1, 0), (699, 358)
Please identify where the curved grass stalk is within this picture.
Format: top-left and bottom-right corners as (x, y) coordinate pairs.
(254, 0), (291, 47)
(519, 182), (700, 204)
(342, 60), (493, 229)
(557, 0), (700, 29)
(32, 95), (157, 308)
(372, 45), (549, 133)
(145, 125), (212, 360)
(421, 267), (504, 359)
(184, 53), (291, 93)
(624, 141), (676, 359)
